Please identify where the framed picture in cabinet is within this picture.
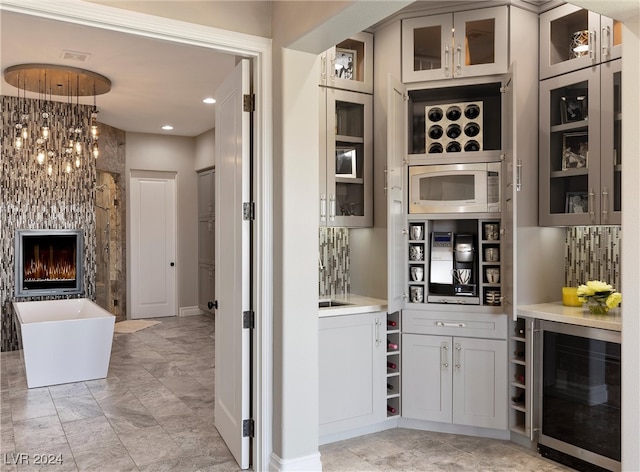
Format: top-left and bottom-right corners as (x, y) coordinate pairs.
(560, 94), (587, 123)
(562, 132), (588, 169)
(335, 48), (357, 80)
(565, 191), (589, 213)
(335, 147), (357, 178)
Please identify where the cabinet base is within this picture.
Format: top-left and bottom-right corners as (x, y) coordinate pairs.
(398, 417), (510, 441)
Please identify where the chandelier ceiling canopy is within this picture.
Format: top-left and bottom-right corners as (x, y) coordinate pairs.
(4, 63), (111, 97)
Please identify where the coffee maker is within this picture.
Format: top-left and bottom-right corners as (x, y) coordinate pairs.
(428, 232), (479, 304)
(452, 234), (478, 298)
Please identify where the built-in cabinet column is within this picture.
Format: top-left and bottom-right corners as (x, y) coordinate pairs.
(197, 168), (215, 313)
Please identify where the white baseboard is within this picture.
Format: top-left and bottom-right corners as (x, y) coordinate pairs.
(269, 451), (322, 472)
(319, 417), (399, 445)
(179, 306), (202, 317)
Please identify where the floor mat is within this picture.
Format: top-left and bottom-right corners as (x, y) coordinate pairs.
(114, 319), (161, 334)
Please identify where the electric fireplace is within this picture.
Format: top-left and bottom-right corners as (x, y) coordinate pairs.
(15, 229), (84, 297)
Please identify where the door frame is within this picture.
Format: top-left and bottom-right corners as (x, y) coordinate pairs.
(0, 2), (273, 469)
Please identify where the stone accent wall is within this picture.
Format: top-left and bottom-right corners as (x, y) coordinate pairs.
(319, 227), (350, 298)
(565, 226), (621, 289)
(1, 96), (124, 350)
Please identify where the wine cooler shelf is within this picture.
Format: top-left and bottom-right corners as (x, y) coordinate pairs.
(407, 219), (502, 307)
(386, 311), (401, 417)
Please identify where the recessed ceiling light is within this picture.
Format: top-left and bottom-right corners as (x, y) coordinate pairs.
(203, 97), (216, 104)
(162, 125), (174, 131)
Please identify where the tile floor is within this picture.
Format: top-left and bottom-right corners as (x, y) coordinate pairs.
(1, 314), (571, 472)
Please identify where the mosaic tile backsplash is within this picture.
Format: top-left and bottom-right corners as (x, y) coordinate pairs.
(564, 226), (621, 289)
(319, 228), (350, 298)
(1, 96), (97, 351)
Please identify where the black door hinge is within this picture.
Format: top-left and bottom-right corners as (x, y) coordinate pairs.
(243, 202), (255, 221)
(242, 418), (254, 437)
(243, 94), (255, 112)
(243, 310), (255, 329)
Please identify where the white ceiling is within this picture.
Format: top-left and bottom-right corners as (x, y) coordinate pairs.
(1, 10), (238, 137)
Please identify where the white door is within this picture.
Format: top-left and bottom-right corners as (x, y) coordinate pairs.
(129, 170), (177, 319)
(214, 59), (251, 469)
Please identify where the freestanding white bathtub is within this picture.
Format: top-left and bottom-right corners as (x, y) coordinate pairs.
(13, 298), (115, 388)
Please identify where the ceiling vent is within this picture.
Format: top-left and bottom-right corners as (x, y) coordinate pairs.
(60, 50), (91, 63)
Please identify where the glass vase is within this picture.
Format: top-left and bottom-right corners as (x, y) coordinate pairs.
(585, 299), (610, 315)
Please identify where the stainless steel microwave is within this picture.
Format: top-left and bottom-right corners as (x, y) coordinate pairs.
(409, 162), (501, 214)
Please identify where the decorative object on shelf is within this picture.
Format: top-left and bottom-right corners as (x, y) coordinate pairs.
(334, 48), (356, 80)
(560, 94), (587, 123)
(565, 191), (589, 214)
(410, 285), (423, 303)
(335, 146), (357, 178)
(409, 245), (424, 261)
(562, 132), (588, 169)
(4, 63), (111, 175)
(410, 225), (423, 241)
(483, 223), (499, 240)
(561, 286), (582, 307)
(425, 101), (483, 154)
(577, 280), (622, 314)
(410, 266), (424, 282)
(569, 30), (590, 59)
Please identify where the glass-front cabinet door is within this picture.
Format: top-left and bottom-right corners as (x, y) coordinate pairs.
(320, 32), (373, 94)
(539, 67), (600, 226)
(540, 4), (622, 80)
(320, 87), (372, 227)
(402, 6), (508, 83)
(600, 59), (621, 225)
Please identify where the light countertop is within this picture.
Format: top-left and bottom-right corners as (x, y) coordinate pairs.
(318, 294), (387, 317)
(517, 301), (621, 331)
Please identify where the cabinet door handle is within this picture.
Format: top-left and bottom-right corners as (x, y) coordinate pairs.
(516, 160), (523, 192)
(444, 45), (450, 77)
(602, 187), (609, 223)
(375, 318), (382, 347)
(320, 194), (327, 222)
(589, 30), (596, 59)
(455, 44), (462, 76)
(329, 55), (336, 84)
(441, 342), (449, 370)
(455, 343), (462, 371)
(329, 194), (336, 222)
(602, 26), (611, 58)
(588, 188), (596, 222)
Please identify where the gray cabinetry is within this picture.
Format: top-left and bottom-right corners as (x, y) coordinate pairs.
(320, 32), (373, 94)
(319, 87), (373, 227)
(539, 59), (621, 226)
(197, 168), (215, 313)
(402, 6), (508, 83)
(403, 331), (507, 429)
(539, 4), (622, 80)
(319, 311), (386, 442)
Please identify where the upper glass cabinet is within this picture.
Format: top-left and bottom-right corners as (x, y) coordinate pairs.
(402, 6), (508, 83)
(540, 4), (622, 80)
(320, 32), (373, 94)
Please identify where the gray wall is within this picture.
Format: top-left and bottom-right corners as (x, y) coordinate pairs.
(125, 132), (199, 313)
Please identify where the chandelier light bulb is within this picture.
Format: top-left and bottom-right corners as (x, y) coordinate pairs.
(92, 143), (99, 159)
(21, 128), (28, 140)
(75, 141), (82, 154)
(75, 157), (81, 168)
(36, 149), (46, 165)
(15, 136), (23, 149)
(41, 125), (50, 140)
(47, 163), (53, 176)
(65, 161), (72, 173)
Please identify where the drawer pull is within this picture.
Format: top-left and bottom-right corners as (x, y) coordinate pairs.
(435, 321), (467, 328)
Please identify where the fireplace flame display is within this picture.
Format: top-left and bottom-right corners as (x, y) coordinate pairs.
(15, 230), (84, 297)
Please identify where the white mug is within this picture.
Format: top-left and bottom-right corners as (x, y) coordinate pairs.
(410, 225), (423, 241)
(486, 268), (500, 284)
(410, 285), (424, 303)
(484, 247), (499, 262)
(409, 245), (424, 261)
(410, 266), (424, 282)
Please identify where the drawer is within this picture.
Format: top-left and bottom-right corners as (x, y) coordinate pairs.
(402, 309), (507, 339)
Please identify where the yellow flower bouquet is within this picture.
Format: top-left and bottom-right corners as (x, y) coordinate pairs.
(577, 280), (622, 314)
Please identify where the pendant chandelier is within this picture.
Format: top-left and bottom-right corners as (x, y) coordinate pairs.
(4, 63), (111, 175)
